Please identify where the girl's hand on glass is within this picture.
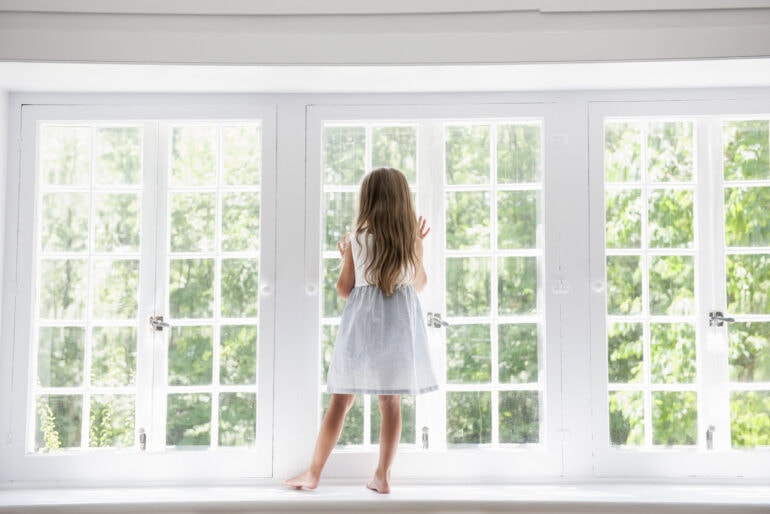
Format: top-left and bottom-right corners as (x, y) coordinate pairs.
(337, 232), (351, 258)
(417, 216), (431, 240)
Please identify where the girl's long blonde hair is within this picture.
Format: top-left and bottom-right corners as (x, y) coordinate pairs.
(355, 168), (419, 296)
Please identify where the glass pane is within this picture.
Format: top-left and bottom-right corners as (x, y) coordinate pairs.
(650, 323), (696, 384)
(170, 126), (217, 187)
(604, 122), (642, 183)
(323, 126), (366, 186)
(41, 125), (91, 186)
(35, 394), (82, 451)
(652, 391), (697, 446)
(445, 125), (490, 185)
(94, 193), (140, 253)
(725, 254), (770, 315)
(219, 393), (256, 447)
(446, 324), (490, 384)
(320, 324), (338, 383)
(323, 258), (346, 317)
(92, 259), (139, 319)
(370, 395), (416, 445)
(170, 193), (215, 253)
(649, 255), (694, 316)
(322, 394), (364, 446)
(38, 259), (87, 320)
(89, 395), (135, 448)
(371, 126), (417, 184)
(166, 393), (211, 447)
(445, 191), (490, 250)
(730, 392), (770, 448)
(647, 121), (694, 183)
(37, 327), (84, 387)
(222, 125), (261, 186)
(41, 193), (89, 252)
(608, 391), (644, 446)
(497, 190), (538, 249)
(169, 258), (214, 318)
(499, 323), (538, 384)
(724, 186), (770, 247)
(446, 257), (491, 317)
(498, 256), (537, 315)
(221, 259), (259, 318)
(648, 189), (694, 248)
(95, 127), (142, 186)
(605, 189), (641, 249)
(497, 123), (541, 184)
(728, 322), (770, 382)
(723, 120), (770, 181)
(220, 325), (257, 385)
(605, 256), (642, 315)
(499, 391), (539, 444)
(91, 327), (136, 387)
(222, 192), (260, 252)
(446, 391), (491, 445)
(323, 192), (357, 252)
(168, 326), (213, 386)
(607, 323), (643, 384)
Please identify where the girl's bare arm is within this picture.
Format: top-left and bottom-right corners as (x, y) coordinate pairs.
(336, 233), (355, 299)
(413, 216), (430, 293)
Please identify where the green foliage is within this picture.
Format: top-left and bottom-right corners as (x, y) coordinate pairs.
(730, 392), (770, 447)
(323, 126), (365, 186)
(35, 395), (82, 451)
(648, 189), (694, 248)
(370, 395), (416, 445)
(497, 123), (541, 184)
(171, 126), (217, 186)
(170, 193), (216, 252)
(499, 324), (539, 384)
(91, 327), (136, 387)
(647, 121), (694, 182)
(651, 323), (696, 384)
(169, 258), (214, 318)
(499, 391), (539, 444)
(37, 327), (84, 387)
(324, 192), (356, 251)
(95, 126), (142, 185)
(372, 126), (417, 183)
(605, 189), (641, 248)
(724, 186), (770, 247)
(608, 391), (644, 446)
(41, 125), (91, 185)
(604, 122), (642, 182)
(166, 393), (211, 447)
(607, 323), (643, 384)
(498, 191), (538, 249)
(41, 192), (89, 252)
(221, 258), (259, 318)
(498, 257), (537, 315)
(222, 125), (261, 185)
(652, 391), (697, 446)
(446, 257), (491, 317)
(322, 394), (364, 446)
(606, 256), (642, 315)
(168, 326), (213, 386)
(36, 395), (62, 451)
(445, 191), (490, 249)
(447, 391), (491, 445)
(89, 395), (135, 448)
(649, 255), (694, 315)
(220, 325), (258, 385)
(728, 322), (770, 382)
(446, 324), (491, 384)
(94, 193), (140, 252)
(320, 324), (337, 383)
(93, 259), (139, 319)
(722, 120), (769, 181)
(445, 125), (490, 185)
(38, 259), (87, 320)
(222, 192), (260, 252)
(219, 393), (257, 447)
(726, 254), (770, 315)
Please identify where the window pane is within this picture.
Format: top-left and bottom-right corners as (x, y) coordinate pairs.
(730, 392), (770, 448)
(222, 125), (261, 186)
(35, 394), (82, 451)
(608, 391), (644, 446)
(221, 258), (259, 318)
(95, 126), (142, 186)
(604, 122), (642, 183)
(446, 257), (491, 317)
(323, 258), (346, 317)
(446, 324), (491, 384)
(39, 259), (88, 320)
(498, 323), (538, 384)
(652, 391), (697, 446)
(166, 393), (211, 447)
(91, 327), (136, 387)
(445, 191), (490, 250)
(168, 326), (213, 386)
(170, 193), (215, 252)
(498, 257), (537, 315)
(499, 391), (539, 444)
(41, 193), (89, 252)
(169, 258), (214, 319)
(446, 391), (491, 445)
(220, 325), (257, 385)
(322, 394), (364, 446)
(222, 192), (260, 252)
(728, 322), (770, 382)
(648, 189), (694, 248)
(94, 193), (140, 253)
(323, 126), (366, 186)
(371, 395), (416, 445)
(497, 123), (541, 184)
(649, 255), (694, 316)
(650, 323), (696, 384)
(607, 323), (643, 384)
(37, 327), (84, 387)
(171, 126), (217, 186)
(371, 126), (417, 184)
(445, 125), (490, 185)
(41, 125), (91, 186)
(497, 191), (538, 249)
(323, 192), (357, 252)
(647, 122), (694, 182)
(724, 186), (770, 247)
(605, 189), (641, 249)
(725, 255), (770, 315)
(89, 395), (135, 449)
(219, 393), (256, 447)
(92, 259), (139, 319)
(606, 256), (642, 315)
(723, 120), (770, 181)
(320, 324), (338, 383)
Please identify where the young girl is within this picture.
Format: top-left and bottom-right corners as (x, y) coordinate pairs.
(285, 167), (438, 494)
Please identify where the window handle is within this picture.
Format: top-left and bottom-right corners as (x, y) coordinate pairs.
(708, 311), (735, 327)
(427, 312), (449, 328)
(149, 315), (170, 331)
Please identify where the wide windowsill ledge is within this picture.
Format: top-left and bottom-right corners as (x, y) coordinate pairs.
(1, 482), (769, 513)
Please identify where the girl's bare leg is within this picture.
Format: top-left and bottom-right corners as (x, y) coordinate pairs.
(367, 395), (401, 494)
(285, 393), (356, 490)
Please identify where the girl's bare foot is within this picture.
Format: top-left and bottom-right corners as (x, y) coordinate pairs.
(366, 471), (391, 494)
(284, 470), (319, 490)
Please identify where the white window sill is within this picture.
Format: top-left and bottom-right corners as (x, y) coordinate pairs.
(1, 482), (769, 513)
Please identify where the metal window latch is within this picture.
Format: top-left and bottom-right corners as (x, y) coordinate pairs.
(708, 311), (735, 327)
(421, 426), (429, 450)
(149, 315), (170, 331)
(706, 425), (715, 450)
(427, 312), (449, 328)
(138, 428), (146, 451)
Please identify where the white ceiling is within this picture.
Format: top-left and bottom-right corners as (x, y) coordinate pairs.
(2, 59), (770, 94)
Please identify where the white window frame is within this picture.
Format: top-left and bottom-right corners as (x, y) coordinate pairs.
(1, 103), (277, 482)
(588, 98), (770, 479)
